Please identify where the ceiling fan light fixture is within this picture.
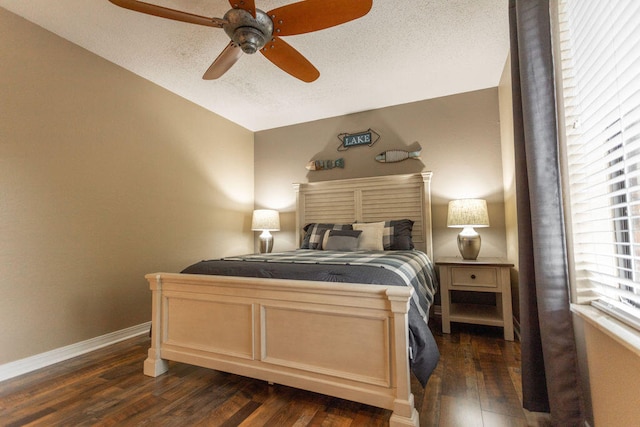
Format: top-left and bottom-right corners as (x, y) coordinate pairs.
(234, 27), (266, 53)
(223, 8), (273, 54)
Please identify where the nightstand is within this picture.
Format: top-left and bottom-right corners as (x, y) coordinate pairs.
(436, 257), (514, 341)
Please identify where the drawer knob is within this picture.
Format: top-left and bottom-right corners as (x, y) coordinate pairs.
(470, 274), (476, 279)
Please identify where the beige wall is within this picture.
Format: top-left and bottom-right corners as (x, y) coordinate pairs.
(255, 88), (507, 260)
(575, 314), (640, 426)
(0, 9), (254, 364)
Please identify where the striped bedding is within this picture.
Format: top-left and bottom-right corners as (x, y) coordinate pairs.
(222, 249), (437, 322)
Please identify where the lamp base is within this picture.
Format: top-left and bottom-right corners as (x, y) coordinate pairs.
(259, 230), (274, 253)
(457, 227), (481, 260)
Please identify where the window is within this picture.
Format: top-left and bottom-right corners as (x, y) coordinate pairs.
(557, 0), (640, 329)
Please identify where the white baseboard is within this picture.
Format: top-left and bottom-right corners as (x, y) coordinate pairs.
(0, 321), (151, 383)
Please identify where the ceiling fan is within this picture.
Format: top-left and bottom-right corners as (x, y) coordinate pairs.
(108, 0), (373, 82)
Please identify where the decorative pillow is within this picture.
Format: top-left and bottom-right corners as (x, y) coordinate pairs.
(300, 223), (353, 250)
(383, 219), (415, 250)
(323, 229), (362, 251)
(352, 221), (385, 250)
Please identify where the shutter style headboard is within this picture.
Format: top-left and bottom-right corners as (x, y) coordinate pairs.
(293, 172), (433, 260)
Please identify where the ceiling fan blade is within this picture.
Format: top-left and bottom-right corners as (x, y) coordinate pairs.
(267, 0), (372, 36)
(203, 42), (243, 80)
(260, 36), (319, 83)
(108, 0), (225, 28)
(228, 0), (256, 18)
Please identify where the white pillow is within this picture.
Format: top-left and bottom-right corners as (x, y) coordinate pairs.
(352, 222), (385, 250)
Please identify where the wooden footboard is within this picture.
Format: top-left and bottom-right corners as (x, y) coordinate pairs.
(144, 272), (419, 426)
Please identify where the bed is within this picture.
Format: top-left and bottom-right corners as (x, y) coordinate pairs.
(144, 172), (437, 426)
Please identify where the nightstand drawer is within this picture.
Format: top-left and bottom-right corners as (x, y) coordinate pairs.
(451, 267), (497, 288)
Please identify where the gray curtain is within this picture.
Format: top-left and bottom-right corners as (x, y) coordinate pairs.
(509, 0), (585, 425)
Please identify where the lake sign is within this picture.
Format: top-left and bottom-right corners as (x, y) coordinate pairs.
(337, 128), (380, 151)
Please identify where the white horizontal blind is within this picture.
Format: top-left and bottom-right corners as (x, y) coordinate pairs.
(558, 0), (640, 327)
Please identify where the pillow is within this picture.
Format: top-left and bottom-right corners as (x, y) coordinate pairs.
(383, 219), (415, 250)
(323, 229), (362, 251)
(352, 221), (385, 250)
(300, 223), (353, 249)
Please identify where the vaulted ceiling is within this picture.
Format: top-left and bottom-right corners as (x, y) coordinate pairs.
(0, 0), (510, 131)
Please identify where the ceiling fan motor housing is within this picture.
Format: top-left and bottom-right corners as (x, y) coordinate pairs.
(223, 8), (273, 54)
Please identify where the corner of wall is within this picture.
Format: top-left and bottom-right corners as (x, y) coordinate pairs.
(498, 52), (520, 324)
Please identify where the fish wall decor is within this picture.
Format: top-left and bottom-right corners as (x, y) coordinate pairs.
(375, 148), (421, 163)
(306, 158), (345, 171)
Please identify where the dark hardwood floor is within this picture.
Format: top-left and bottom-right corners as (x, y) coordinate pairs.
(0, 319), (551, 426)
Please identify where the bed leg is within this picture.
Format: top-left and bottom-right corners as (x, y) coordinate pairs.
(144, 349), (169, 377)
(389, 396), (419, 427)
(389, 410), (419, 427)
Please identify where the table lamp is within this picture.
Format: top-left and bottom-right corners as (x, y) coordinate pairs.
(447, 199), (490, 260)
(251, 209), (280, 253)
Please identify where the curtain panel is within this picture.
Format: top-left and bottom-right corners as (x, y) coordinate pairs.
(509, 0), (585, 424)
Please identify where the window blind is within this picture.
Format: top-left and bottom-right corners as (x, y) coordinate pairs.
(557, 0), (640, 329)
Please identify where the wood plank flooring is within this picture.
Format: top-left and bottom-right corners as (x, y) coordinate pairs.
(0, 320), (551, 426)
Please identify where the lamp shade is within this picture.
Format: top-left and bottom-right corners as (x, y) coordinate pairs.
(251, 209), (280, 231)
(447, 199), (490, 228)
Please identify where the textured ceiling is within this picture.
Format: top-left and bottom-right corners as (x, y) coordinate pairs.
(0, 0), (510, 131)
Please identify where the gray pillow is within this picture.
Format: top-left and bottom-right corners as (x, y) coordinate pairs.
(383, 219), (415, 250)
(324, 229), (362, 251)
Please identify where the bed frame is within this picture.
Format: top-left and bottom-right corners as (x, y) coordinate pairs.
(144, 172), (433, 426)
